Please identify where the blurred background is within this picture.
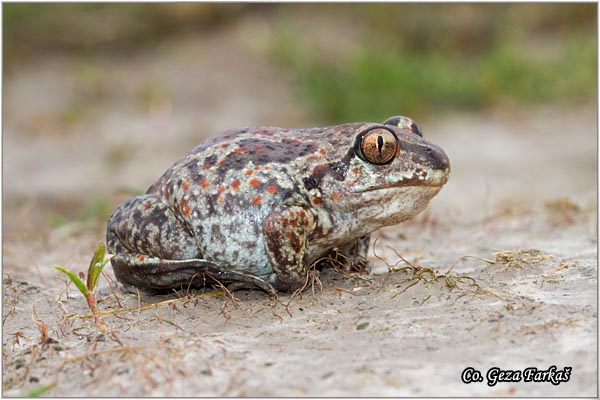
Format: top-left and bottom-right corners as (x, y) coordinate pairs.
(3, 5), (598, 397)
(3, 3), (597, 239)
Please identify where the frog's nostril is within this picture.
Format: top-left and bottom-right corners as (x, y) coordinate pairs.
(426, 145), (450, 171)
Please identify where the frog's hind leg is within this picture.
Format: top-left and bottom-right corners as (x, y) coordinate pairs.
(110, 254), (276, 295)
(107, 194), (199, 261)
(107, 195), (276, 294)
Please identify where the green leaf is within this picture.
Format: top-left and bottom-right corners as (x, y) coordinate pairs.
(356, 322), (370, 331)
(87, 243), (109, 292)
(55, 266), (89, 296)
(20, 384), (53, 397)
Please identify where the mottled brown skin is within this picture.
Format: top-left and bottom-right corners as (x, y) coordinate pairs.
(106, 116), (450, 294)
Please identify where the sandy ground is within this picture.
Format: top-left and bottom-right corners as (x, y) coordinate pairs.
(2, 21), (598, 397)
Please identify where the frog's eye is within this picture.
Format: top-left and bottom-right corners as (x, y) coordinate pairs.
(383, 116), (423, 137)
(359, 128), (397, 165)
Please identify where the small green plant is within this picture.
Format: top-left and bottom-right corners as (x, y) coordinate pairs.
(19, 384), (54, 397)
(55, 243), (112, 333)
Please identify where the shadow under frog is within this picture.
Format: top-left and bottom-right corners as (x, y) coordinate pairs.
(106, 116), (450, 295)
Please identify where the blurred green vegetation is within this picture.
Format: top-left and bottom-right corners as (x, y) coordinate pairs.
(4, 3), (596, 121)
(49, 197), (113, 228)
(3, 3), (246, 64)
(270, 3), (597, 121)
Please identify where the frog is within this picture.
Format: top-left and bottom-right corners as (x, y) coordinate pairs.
(106, 116), (450, 295)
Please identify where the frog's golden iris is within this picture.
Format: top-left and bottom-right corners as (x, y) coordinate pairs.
(359, 128), (397, 165)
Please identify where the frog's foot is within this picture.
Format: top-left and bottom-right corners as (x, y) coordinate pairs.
(328, 235), (371, 273)
(110, 254), (276, 295)
(322, 251), (370, 274)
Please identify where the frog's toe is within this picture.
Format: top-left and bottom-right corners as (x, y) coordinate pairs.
(350, 257), (371, 273)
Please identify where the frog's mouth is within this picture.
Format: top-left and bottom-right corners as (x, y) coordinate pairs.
(359, 169), (449, 192)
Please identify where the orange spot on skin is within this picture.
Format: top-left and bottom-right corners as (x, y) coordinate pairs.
(320, 148), (327, 155)
(143, 201), (151, 210)
(264, 165), (270, 170)
(249, 178), (261, 187)
(233, 146), (247, 153)
(136, 254), (146, 262)
(219, 187), (225, 193)
(201, 180), (210, 188)
(231, 180), (241, 190)
(353, 167), (361, 174)
(252, 196), (262, 205)
(313, 197), (322, 205)
(267, 186), (278, 195)
(181, 199), (191, 217)
(221, 143), (229, 148)
(218, 159), (225, 166)
(182, 180), (190, 191)
(246, 170), (253, 176)
(255, 165), (260, 170)
(218, 196), (224, 203)
(313, 164), (328, 174)
(173, 204), (179, 213)
(331, 192), (340, 201)
(308, 156), (318, 162)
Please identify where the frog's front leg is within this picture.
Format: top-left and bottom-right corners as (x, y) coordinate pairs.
(333, 235), (371, 272)
(263, 206), (316, 292)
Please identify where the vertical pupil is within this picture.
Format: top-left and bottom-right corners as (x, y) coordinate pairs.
(377, 135), (384, 153)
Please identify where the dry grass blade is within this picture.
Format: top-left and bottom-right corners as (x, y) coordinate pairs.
(11, 332), (29, 350)
(3, 302), (16, 325)
(31, 307), (55, 346)
(391, 280), (420, 299)
(57, 345), (156, 370)
(335, 287), (357, 297)
(100, 270), (123, 308)
(73, 290), (226, 320)
(456, 288), (506, 302)
(19, 344), (39, 384)
(210, 275), (241, 306)
(444, 255), (494, 275)
(156, 313), (184, 331)
(219, 301), (231, 321)
(379, 246), (486, 299)
(548, 261), (569, 274)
